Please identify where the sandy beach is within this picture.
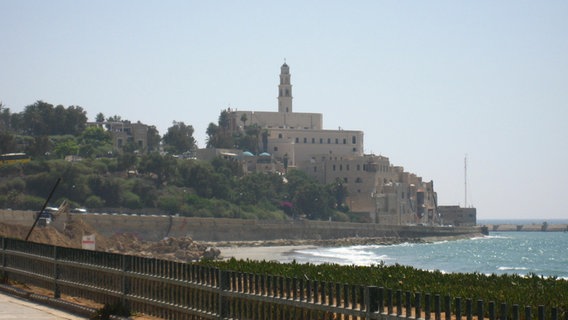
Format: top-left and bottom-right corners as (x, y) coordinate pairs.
(213, 234), (485, 262)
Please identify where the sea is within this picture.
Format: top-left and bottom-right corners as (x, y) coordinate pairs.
(278, 219), (568, 278)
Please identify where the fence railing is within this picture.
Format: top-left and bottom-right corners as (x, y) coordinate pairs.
(0, 237), (563, 320)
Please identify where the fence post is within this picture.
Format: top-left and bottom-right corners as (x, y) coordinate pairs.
(397, 290), (403, 316)
(121, 254), (131, 311)
(1, 237), (5, 282)
(477, 300), (484, 320)
(366, 286), (379, 319)
(378, 287), (385, 315)
(434, 294), (441, 320)
(538, 306), (545, 320)
(53, 245), (60, 299)
(445, 295), (451, 320)
(455, 297), (461, 320)
(488, 302), (495, 320)
(500, 303), (507, 320)
(512, 305), (519, 320)
(218, 269), (230, 319)
(416, 292), (422, 320)
(336, 283), (341, 307)
(551, 307), (558, 320)
(466, 299), (472, 320)
(387, 288), (394, 315)
(425, 293), (431, 320)
(406, 291), (412, 318)
(525, 306), (531, 320)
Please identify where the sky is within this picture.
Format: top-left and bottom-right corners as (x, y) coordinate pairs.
(1, 1), (567, 220)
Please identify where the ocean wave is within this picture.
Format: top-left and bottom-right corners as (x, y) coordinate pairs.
(472, 235), (512, 240)
(295, 248), (391, 266)
(497, 266), (529, 271)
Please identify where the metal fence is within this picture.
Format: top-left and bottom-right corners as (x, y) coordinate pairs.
(0, 237), (563, 320)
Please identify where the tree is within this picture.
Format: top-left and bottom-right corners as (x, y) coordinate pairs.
(329, 178), (349, 210)
(219, 110), (230, 132)
(27, 135), (51, 158)
(63, 105), (87, 135)
(106, 115), (122, 122)
(78, 126), (112, 158)
(0, 102), (11, 132)
(162, 121), (196, 154)
(205, 110), (236, 149)
(139, 152), (177, 187)
(0, 131), (16, 154)
(95, 113), (105, 122)
(205, 123), (219, 148)
(146, 125), (161, 152)
(53, 138), (79, 158)
(19, 101), (87, 136)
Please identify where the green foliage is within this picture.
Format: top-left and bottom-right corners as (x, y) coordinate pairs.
(122, 191), (142, 209)
(85, 195), (105, 208)
(53, 137), (79, 158)
(1, 146), (350, 221)
(162, 121), (196, 154)
(78, 126), (112, 158)
(202, 259), (568, 314)
(19, 101), (87, 136)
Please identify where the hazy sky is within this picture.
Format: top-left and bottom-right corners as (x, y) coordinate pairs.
(1, 1), (567, 219)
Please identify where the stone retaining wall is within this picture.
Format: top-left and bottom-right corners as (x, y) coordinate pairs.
(0, 210), (482, 242)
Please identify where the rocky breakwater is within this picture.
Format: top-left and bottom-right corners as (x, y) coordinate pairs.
(107, 234), (221, 262)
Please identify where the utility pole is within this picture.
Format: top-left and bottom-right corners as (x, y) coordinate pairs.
(464, 154), (468, 208)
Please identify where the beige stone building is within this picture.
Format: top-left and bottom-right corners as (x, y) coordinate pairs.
(437, 206), (477, 226)
(88, 121), (150, 152)
(216, 63), (442, 225)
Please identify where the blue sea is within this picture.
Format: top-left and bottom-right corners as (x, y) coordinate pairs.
(279, 231), (568, 278)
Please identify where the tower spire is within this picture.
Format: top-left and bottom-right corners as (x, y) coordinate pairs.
(278, 62), (292, 113)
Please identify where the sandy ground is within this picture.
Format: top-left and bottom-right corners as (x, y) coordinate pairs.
(218, 245), (317, 261)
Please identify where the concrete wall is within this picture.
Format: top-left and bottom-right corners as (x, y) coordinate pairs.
(0, 210), (482, 242)
(75, 214), (481, 242)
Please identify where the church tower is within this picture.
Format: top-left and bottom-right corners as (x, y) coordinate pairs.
(278, 62), (293, 113)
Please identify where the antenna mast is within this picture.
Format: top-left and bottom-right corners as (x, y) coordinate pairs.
(464, 154), (468, 208)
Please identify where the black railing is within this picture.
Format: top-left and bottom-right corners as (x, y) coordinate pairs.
(0, 237), (563, 320)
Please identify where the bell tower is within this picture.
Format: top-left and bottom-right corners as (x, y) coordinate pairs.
(278, 62), (293, 113)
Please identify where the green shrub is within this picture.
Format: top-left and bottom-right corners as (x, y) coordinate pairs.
(85, 195), (105, 208)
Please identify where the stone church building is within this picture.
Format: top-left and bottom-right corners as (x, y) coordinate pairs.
(211, 63), (441, 225)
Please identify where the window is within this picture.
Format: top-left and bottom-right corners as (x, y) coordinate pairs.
(355, 177), (362, 183)
(320, 138), (323, 144)
(278, 133), (282, 139)
(333, 165), (336, 171)
(335, 138), (339, 144)
(312, 138), (315, 143)
(353, 148), (357, 152)
(274, 146), (278, 151)
(346, 164), (350, 171)
(343, 138), (347, 144)
(352, 136), (356, 144)
(356, 164), (360, 171)
(327, 138), (331, 144)
(295, 137), (299, 143)
(344, 177), (348, 183)
(314, 166), (317, 172)
(303, 137), (307, 143)
(339, 164), (343, 171)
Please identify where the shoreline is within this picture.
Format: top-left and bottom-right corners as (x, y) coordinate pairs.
(211, 234), (483, 262)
